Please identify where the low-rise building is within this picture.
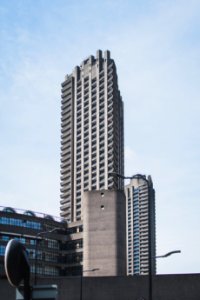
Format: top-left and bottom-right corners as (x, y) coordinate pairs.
(0, 206), (83, 279)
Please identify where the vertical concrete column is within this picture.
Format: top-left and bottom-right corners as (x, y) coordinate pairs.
(82, 190), (126, 276)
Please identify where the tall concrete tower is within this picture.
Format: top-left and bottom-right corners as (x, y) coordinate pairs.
(125, 175), (156, 275)
(60, 50), (124, 222)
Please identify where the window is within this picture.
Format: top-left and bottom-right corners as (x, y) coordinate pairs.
(0, 217), (41, 230)
(0, 245), (5, 256)
(1, 235), (9, 241)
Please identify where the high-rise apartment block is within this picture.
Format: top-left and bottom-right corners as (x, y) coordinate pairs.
(60, 50), (124, 222)
(125, 175), (156, 275)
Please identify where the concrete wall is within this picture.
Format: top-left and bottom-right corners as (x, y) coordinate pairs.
(0, 279), (15, 299)
(82, 190), (126, 276)
(1, 274), (200, 300)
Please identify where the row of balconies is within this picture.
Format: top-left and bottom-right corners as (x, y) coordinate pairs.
(60, 164), (71, 175)
(60, 202), (71, 210)
(60, 209), (70, 219)
(60, 197), (70, 205)
(60, 191), (71, 199)
(61, 133), (71, 144)
(61, 125), (71, 136)
(61, 89), (72, 99)
(60, 172), (71, 181)
(60, 143), (71, 152)
(60, 172), (71, 182)
(60, 179), (71, 187)
(61, 93), (72, 105)
(61, 113), (70, 123)
(75, 80), (113, 96)
(61, 118), (71, 129)
(61, 94), (71, 105)
(60, 160), (71, 169)
(61, 100), (71, 112)
(61, 147), (71, 156)
(61, 106), (71, 118)
(61, 79), (72, 90)
(60, 186), (71, 194)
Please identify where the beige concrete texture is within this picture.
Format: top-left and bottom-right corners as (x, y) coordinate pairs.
(82, 190), (126, 276)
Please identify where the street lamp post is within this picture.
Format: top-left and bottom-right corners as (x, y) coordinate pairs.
(109, 172), (153, 300)
(34, 227), (60, 285)
(156, 250), (181, 259)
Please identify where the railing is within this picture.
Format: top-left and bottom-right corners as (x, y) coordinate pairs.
(0, 206), (66, 223)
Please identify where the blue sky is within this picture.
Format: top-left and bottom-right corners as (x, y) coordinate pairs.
(0, 0), (200, 274)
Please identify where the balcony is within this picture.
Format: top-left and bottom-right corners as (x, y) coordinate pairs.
(60, 192), (71, 199)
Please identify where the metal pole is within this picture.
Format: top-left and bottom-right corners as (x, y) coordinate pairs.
(80, 270), (83, 300)
(34, 238), (38, 285)
(147, 181), (153, 300)
(34, 227), (60, 286)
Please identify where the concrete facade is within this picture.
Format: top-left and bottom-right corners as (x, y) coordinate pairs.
(1, 274), (200, 300)
(60, 50), (124, 222)
(82, 190), (126, 276)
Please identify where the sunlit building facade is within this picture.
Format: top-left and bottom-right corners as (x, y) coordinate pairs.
(60, 50), (124, 222)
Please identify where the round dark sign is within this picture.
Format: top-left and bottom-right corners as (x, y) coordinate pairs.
(4, 239), (30, 287)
